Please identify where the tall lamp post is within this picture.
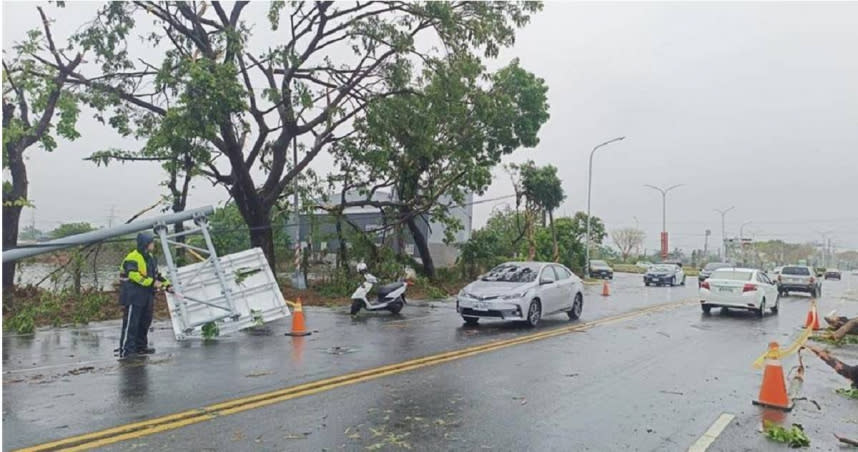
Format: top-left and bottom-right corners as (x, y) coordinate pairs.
(585, 136), (626, 277)
(643, 184), (684, 260)
(739, 221), (752, 265)
(714, 206), (735, 261)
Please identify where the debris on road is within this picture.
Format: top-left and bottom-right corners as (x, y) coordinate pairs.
(659, 390), (684, 396)
(245, 371), (273, 378)
(763, 421), (810, 448)
(802, 345), (858, 388)
(834, 434), (858, 447)
(835, 387), (858, 400)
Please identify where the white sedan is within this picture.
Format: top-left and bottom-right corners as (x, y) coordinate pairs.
(456, 262), (584, 327)
(699, 268), (779, 317)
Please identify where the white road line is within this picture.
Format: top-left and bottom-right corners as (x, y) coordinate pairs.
(688, 413), (735, 452)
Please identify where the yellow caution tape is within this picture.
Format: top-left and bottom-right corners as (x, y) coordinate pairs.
(752, 324), (814, 369)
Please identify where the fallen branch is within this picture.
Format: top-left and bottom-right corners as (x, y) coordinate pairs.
(834, 434), (858, 447)
(802, 345), (858, 388)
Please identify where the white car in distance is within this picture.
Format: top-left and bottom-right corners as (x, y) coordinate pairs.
(699, 268), (779, 317)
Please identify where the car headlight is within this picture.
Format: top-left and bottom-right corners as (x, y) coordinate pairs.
(501, 291), (527, 300)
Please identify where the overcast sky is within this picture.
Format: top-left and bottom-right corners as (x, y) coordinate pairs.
(3, 2), (857, 252)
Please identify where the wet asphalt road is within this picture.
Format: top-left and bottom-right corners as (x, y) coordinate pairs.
(3, 272), (857, 450)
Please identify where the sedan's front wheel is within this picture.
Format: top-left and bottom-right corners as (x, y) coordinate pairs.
(567, 293), (583, 320)
(526, 300), (542, 328)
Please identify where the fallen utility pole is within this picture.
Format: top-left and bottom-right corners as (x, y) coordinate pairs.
(2, 206), (214, 263)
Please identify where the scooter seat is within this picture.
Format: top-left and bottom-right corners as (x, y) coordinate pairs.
(377, 281), (405, 297)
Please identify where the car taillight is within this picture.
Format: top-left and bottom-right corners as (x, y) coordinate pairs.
(743, 283), (757, 292)
(701, 281), (710, 290)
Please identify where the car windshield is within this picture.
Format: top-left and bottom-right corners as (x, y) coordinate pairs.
(782, 267), (810, 276)
(703, 263), (729, 271)
(710, 270), (753, 281)
(652, 265), (675, 272)
(591, 260), (608, 266)
(481, 263), (539, 283)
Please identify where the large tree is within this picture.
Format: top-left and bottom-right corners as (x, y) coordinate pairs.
(32, 1), (542, 268)
(326, 56), (548, 278)
(2, 7), (83, 287)
(518, 161), (564, 260)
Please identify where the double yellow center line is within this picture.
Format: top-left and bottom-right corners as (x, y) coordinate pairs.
(19, 299), (694, 451)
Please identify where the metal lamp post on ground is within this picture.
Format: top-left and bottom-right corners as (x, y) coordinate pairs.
(714, 206), (735, 262)
(643, 184), (684, 260)
(585, 136), (626, 277)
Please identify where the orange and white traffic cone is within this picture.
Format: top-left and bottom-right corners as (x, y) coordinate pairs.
(752, 342), (793, 411)
(602, 280), (610, 297)
(803, 300), (820, 331)
(285, 298), (312, 336)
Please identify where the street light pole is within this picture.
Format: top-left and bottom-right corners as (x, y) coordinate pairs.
(643, 183), (683, 259)
(585, 136), (625, 277)
(739, 221), (752, 265)
(714, 206), (735, 261)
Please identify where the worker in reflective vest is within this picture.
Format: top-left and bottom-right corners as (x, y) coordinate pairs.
(118, 232), (169, 359)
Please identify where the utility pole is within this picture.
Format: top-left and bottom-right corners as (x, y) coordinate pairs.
(714, 206), (734, 261)
(703, 229), (711, 259)
(107, 205), (117, 228)
(644, 184), (683, 260)
(739, 221), (752, 266)
(585, 136), (625, 277)
(292, 136), (306, 290)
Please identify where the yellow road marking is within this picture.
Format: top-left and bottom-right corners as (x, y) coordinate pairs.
(18, 298), (695, 452)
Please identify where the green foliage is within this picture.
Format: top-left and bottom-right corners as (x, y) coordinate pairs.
(518, 161), (565, 215)
(458, 208), (605, 277)
(316, 269), (362, 298)
(50, 222), (96, 238)
(185, 203), (291, 257)
(809, 334), (858, 346)
(763, 421), (810, 448)
(8, 307), (36, 334)
(835, 387), (858, 399)
(250, 309), (264, 327)
(412, 277), (448, 299)
(201, 321), (220, 340)
(72, 291), (110, 325)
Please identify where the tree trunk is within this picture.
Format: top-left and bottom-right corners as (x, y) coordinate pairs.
(527, 207), (536, 261)
(231, 180), (276, 269)
(2, 205), (23, 288)
(2, 140), (27, 288)
(404, 212), (435, 279)
(335, 215), (348, 270)
(549, 209), (558, 262)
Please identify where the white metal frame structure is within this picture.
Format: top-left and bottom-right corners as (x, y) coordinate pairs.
(154, 213), (290, 340)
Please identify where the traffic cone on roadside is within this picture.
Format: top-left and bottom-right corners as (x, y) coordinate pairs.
(803, 300), (820, 331)
(285, 298), (312, 336)
(752, 342), (793, 411)
(602, 280), (610, 297)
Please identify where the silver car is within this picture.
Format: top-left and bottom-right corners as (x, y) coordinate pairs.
(456, 262), (584, 327)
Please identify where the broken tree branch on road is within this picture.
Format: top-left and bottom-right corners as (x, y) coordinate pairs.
(802, 345), (858, 388)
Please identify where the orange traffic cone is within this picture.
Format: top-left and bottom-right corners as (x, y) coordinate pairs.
(803, 300), (820, 331)
(602, 281), (610, 297)
(285, 298), (312, 336)
(752, 342), (793, 411)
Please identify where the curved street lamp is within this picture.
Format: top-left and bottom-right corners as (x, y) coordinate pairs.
(643, 184), (684, 260)
(585, 136), (625, 277)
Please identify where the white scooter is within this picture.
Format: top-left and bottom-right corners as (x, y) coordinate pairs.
(350, 262), (408, 315)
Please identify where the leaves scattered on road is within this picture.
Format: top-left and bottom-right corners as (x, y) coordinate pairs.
(763, 421), (810, 448)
